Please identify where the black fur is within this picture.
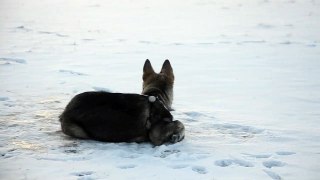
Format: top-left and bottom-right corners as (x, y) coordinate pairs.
(59, 91), (184, 145)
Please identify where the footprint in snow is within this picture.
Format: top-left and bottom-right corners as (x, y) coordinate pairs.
(0, 57), (27, 65)
(214, 159), (233, 167)
(71, 171), (94, 180)
(160, 149), (180, 158)
(117, 164), (137, 169)
(169, 164), (189, 169)
(60, 142), (80, 154)
(60, 141), (79, 148)
(4, 103), (15, 107)
(239, 40), (266, 44)
(38, 31), (68, 37)
(191, 166), (207, 174)
(263, 160), (286, 168)
(139, 40), (153, 44)
(263, 170), (282, 180)
(82, 38), (95, 41)
(275, 151), (296, 156)
(215, 159), (254, 167)
(213, 123), (264, 138)
(307, 44), (316, 47)
(243, 153), (272, 159)
(257, 23), (275, 29)
(0, 97), (9, 101)
(1, 149), (19, 159)
(15, 25), (32, 32)
(64, 149), (79, 154)
(59, 69), (88, 76)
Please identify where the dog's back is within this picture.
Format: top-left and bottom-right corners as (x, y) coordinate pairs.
(142, 59), (174, 110)
(60, 92), (150, 142)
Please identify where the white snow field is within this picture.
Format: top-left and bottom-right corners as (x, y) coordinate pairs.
(1, 0), (320, 179)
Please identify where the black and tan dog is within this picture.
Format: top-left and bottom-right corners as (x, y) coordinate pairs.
(142, 59), (174, 110)
(59, 92), (184, 146)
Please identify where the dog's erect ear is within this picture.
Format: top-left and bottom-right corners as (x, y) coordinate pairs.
(160, 59), (174, 78)
(143, 59), (155, 80)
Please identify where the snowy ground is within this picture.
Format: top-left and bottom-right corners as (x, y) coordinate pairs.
(1, 0), (320, 179)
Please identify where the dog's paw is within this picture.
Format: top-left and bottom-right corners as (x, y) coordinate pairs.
(170, 133), (184, 143)
(170, 120), (185, 143)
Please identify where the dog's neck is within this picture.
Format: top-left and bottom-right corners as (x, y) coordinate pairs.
(143, 87), (172, 110)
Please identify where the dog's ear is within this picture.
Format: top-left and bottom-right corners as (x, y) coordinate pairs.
(143, 59), (155, 80)
(161, 59), (174, 78)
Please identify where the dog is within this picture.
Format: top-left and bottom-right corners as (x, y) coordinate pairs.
(142, 59), (174, 110)
(59, 91), (185, 146)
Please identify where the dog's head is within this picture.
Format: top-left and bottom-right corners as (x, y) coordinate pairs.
(142, 59), (174, 91)
(142, 59), (174, 109)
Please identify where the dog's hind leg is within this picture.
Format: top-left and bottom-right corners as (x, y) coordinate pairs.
(61, 121), (89, 139)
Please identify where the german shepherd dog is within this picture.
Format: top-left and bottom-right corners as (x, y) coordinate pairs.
(142, 59), (174, 110)
(59, 61), (184, 146)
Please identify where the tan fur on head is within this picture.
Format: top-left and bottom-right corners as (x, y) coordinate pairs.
(142, 59), (175, 110)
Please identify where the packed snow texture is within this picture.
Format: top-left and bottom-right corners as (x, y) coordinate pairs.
(1, 0), (320, 179)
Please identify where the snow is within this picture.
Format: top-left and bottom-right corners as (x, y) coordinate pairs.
(0, 0), (320, 179)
